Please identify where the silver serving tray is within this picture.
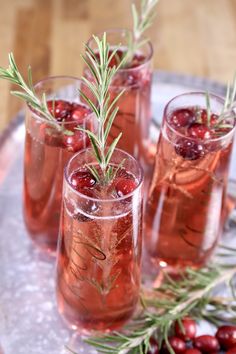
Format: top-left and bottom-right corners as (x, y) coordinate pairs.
(0, 71), (236, 354)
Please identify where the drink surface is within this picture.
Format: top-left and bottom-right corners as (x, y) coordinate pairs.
(84, 48), (152, 164)
(24, 100), (92, 252)
(145, 105), (235, 269)
(56, 166), (142, 331)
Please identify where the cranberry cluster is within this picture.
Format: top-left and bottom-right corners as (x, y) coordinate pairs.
(99, 49), (148, 87)
(38, 99), (92, 152)
(168, 108), (223, 161)
(47, 99), (91, 123)
(147, 317), (236, 354)
(69, 168), (137, 199)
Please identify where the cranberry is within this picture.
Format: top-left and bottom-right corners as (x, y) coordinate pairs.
(170, 109), (195, 128)
(70, 170), (96, 190)
(216, 325), (236, 350)
(147, 337), (159, 354)
(62, 130), (89, 152)
(226, 346), (236, 354)
(175, 138), (205, 160)
(188, 123), (211, 140)
(201, 110), (219, 126)
(128, 53), (145, 68)
(71, 104), (91, 124)
(47, 99), (72, 120)
(175, 317), (197, 341)
(194, 335), (220, 353)
(115, 178), (137, 197)
(162, 337), (186, 353)
(184, 350), (201, 354)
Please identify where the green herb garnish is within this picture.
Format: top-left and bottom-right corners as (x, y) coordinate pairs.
(80, 244), (236, 354)
(124, 0), (159, 66)
(78, 33), (125, 185)
(205, 74), (236, 131)
(0, 53), (56, 124)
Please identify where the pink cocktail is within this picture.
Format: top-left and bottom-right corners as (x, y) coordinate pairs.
(24, 77), (95, 252)
(145, 92), (235, 270)
(56, 148), (143, 331)
(86, 29), (153, 167)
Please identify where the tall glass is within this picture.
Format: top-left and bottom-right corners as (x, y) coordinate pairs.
(86, 29), (153, 167)
(24, 77), (95, 252)
(145, 92), (236, 270)
(56, 148), (143, 332)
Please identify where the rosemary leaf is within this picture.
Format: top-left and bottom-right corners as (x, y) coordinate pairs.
(78, 33), (125, 185)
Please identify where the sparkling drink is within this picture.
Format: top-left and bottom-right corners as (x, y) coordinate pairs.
(24, 77), (95, 252)
(145, 92), (236, 270)
(86, 29), (153, 167)
(56, 149), (143, 331)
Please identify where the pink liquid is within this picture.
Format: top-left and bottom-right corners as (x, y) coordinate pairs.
(24, 100), (92, 252)
(84, 49), (152, 165)
(56, 166), (143, 331)
(145, 104), (235, 269)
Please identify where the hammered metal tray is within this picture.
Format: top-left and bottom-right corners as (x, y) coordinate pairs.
(0, 71), (236, 354)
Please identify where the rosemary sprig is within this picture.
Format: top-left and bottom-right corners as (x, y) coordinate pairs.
(124, 0), (159, 65)
(205, 74), (236, 129)
(78, 33), (125, 184)
(83, 245), (236, 354)
(0, 53), (56, 123)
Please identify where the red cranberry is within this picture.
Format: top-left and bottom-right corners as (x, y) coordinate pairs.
(162, 337), (186, 353)
(47, 99), (72, 120)
(201, 110), (219, 126)
(147, 337), (159, 354)
(70, 170), (96, 190)
(115, 178), (137, 197)
(175, 317), (197, 341)
(170, 109), (195, 128)
(129, 53), (145, 68)
(194, 335), (220, 353)
(175, 138), (205, 160)
(71, 104), (91, 124)
(188, 123), (211, 140)
(62, 130), (89, 152)
(184, 350), (201, 354)
(216, 325), (236, 350)
(226, 346), (236, 354)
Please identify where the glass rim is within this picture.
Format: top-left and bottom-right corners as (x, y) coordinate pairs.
(86, 28), (153, 72)
(64, 147), (144, 203)
(164, 91), (236, 143)
(27, 75), (94, 125)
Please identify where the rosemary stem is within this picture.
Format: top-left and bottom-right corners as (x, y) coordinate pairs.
(172, 266), (236, 316)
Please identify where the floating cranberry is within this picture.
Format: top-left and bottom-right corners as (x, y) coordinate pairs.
(175, 138), (205, 160)
(194, 335), (220, 353)
(188, 123), (211, 140)
(226, 346), (236, 354)
(115, 178), (137, 197)
(216, 325), (236, 350)
(147, 337), (159, 354)
(184, 350), (201, 354)
(62, 130), (89, 152)
(70, 170), (96, 191)
(47, 99), (72, 120)
(175, 317), (197, 341)
(71, 104), (91, 124)
(129, 53), (145, 68)
(201, 110), (219, 126)
(162, 337), (186, 354)
(170, 109), (195, 128)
